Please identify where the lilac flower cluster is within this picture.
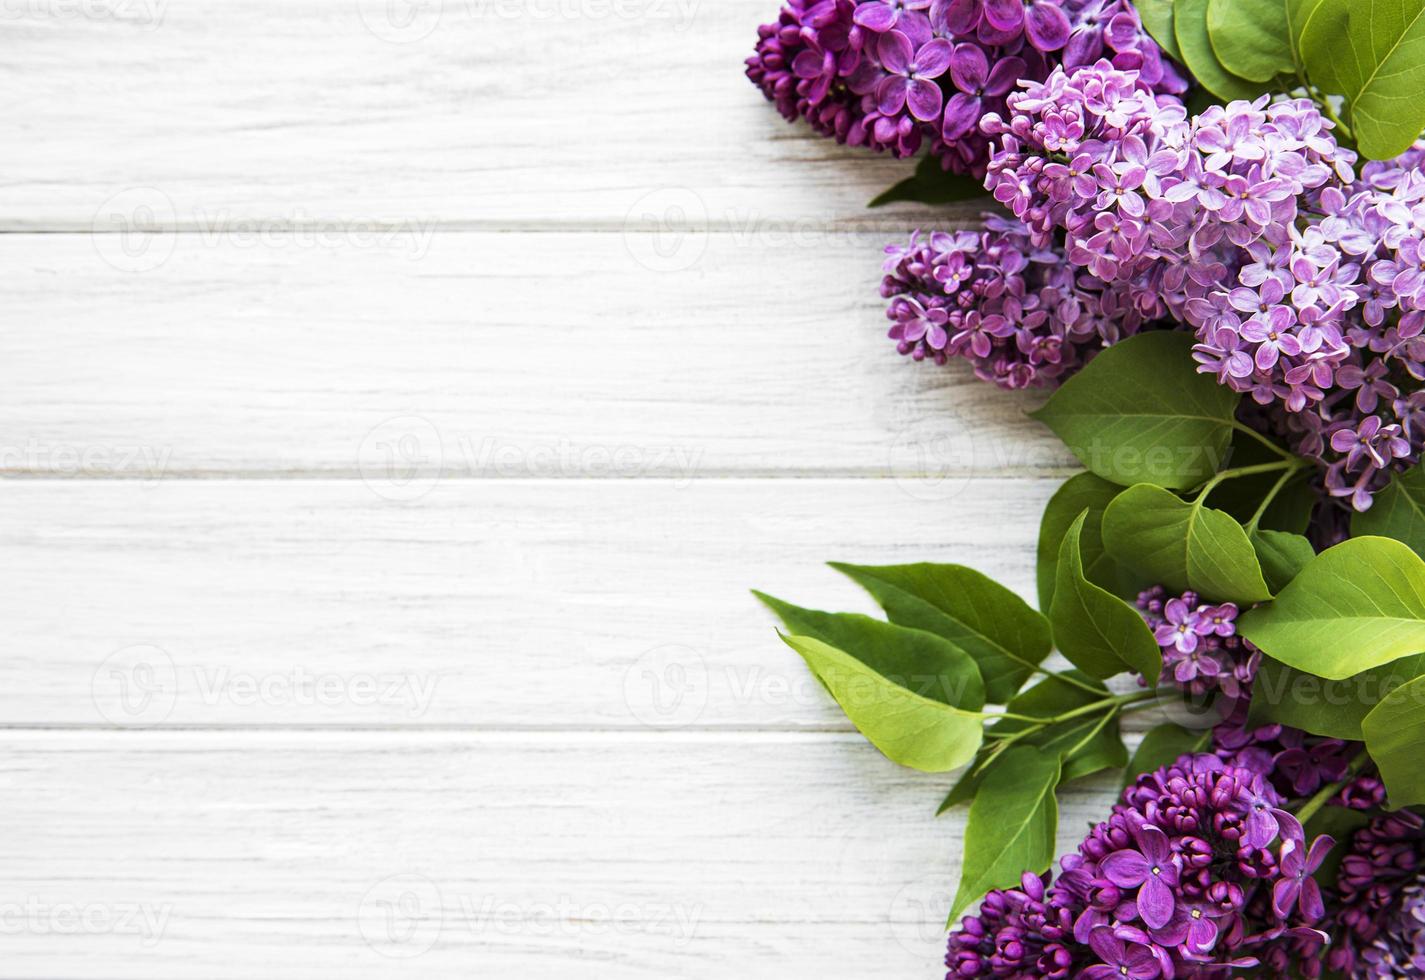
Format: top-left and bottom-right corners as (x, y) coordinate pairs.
(745, 0), (1185, 178)
(1325, 811), (1425, 978)
(880, 215), (1146, 387)
(1136, 587), (1259, 710)
(946, 752), (1332, 978)
(980, 61), (1425, 508)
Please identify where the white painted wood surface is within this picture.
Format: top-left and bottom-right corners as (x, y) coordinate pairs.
(0, 2), (1107, 977)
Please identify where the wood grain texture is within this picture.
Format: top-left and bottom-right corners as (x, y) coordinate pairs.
(0, 3), (1127, 977)
(0, 729), (1123, 978)
(0, 233), (1074, 478)
(0, 476), (1061, 727)
(0, 0), (986, 230)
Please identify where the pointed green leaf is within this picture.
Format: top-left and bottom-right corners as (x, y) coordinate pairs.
(940, 672), (1123, 811)
(869, 154), (989, 208)
(1303, 0), (1425, 159)
(1286, 0), (1331, 69)
(1102, 484), (1273, 605)
(1363, 673), (1425, 807)
(1051, 512), (1163, 684)
(951, 746), (1061, 919)
(1238, 536), (1425, 680)
(1354, 464), (1425, 559)
(1251, 529), (1315, 593)
(830, 563), (1049, 704)
(780, 634), (984, 772)
(1176, 0), (1274, 100)
(1250, 653), (1425, 739)
(1030, 332), (1240, 491)
(754, 593), (986, 709)
(1036, 472), (1132, 613)
(1122, 723), (1211, 787)
(1208, 0), (1294, 81)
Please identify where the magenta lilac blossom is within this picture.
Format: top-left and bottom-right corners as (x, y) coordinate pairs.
(745, 0), (1186, 178)
(946, 753), (1332, 978)
(880, 215), (1147, 387)
(981, 62), (1425, 508)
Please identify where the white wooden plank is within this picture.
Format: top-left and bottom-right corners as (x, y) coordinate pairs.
(0, 475), (1062, 727)
(0, 233), (1073, 478)
(0, 0), (986, 230)
(0, 729), (1122, 978)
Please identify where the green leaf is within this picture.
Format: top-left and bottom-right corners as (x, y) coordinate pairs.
(1134, 0), (1183, 60)
(1363, 672), (1425, 806)
(1251, 529), (1316, 593)
(869, 154), (989, 208)
(1250, 653), (1425, 739)
(754, 593), (986, 709)
(1297, 0), (1351, 94)
(1121, 723), (1211, 787)
(1238, 536), (1425, 680)
(1175, 0), (1275, 100)
(1286, 0), (1331, 69)
(1354, 464), (1425, 559)
(1207, 0), (1294, 81)
(1304, 0), (1425, 159)
(829, 563), (1050, 705)
(1102, 484), (1273, 605)
(951, 746), (1060, 919)
(1036, 472), (1132, 613)
(1030, 332), (1240, 491)
(780, 634), (985, 772)
(1051, 512), (1164, 683)
(940, 672), (1124, 811)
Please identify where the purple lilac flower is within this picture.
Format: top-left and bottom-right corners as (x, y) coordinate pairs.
(746, 0), (1186, 177)
(1321, 811), (1425, 977)
(981, 61), (1425, 509)
(881, 215), (1147, 387)
(1137, 587), (1259, 709)
(946, 753), (1332, 978)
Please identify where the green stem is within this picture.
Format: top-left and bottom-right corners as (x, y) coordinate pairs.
(1194, 458), (1304, 505)
(1245, 466), (1306, 534)
(996, 689), (1157, 728)
(1229, 420), (1299, 462)
(1294, 748), (1370, 825)
(1028, 666), (1111, 697)
(1063, 705), (1120, 759)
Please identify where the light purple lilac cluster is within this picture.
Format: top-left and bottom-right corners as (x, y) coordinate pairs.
(880, 215), (1146, 386)
(1136, 587), (1259, 712)
(946, 752), (1332, 978)
(745, 0), (1185, 178)
(1326, 811), (1425, 977)
(980, 61), (1425, 509)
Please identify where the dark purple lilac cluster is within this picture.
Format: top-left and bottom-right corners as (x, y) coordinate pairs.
(979, 61), (1425, 509)
(1136, 587), (1259, 711)
(1326, 811), (1425, 977)
(880, 215), (1147, 386)
(745, 0), (1185, 178)
(946, 753), (1332, 977)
